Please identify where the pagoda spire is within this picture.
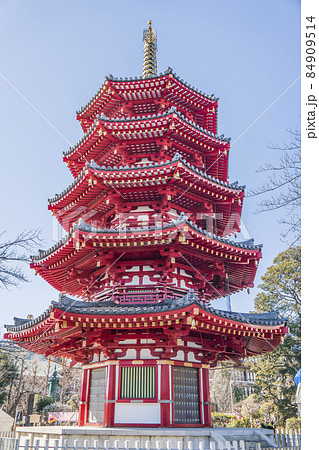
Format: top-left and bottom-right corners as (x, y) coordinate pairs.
(142, 20), (157, 78)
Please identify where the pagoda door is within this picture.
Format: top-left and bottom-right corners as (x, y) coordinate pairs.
(173, 366), (200, 424)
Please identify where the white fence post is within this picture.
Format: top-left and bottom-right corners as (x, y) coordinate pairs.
(238, 441), (245, 450)
(104, 440), (109, 450)
(94, 439), (100, 449)
(25, 439), (30, 450)
(177, 441), (183, 450)
(135, 440), (141, 450)
(209, 441), (216, 450)
(146, 440), (151, 450)
(232, 441), (238, 450)
(114, 440), (119, 450)
(199, 442), (204, 450)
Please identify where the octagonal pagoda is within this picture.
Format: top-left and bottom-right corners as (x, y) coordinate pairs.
(4, 21), (288, 428)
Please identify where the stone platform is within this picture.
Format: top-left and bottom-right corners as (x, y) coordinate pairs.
(16, 426), (277, 449)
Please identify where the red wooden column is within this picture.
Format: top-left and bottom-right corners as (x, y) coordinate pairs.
(201, 366), (212, 427)
(160, 363), (171, 427)
(78, 368), (89, 426)
(104, 363), (117, 427)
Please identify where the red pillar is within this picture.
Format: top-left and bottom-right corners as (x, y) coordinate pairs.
(202, 367), (212, 427)
(104, 363), (117, 427)
(160, 364), (171, 427)
(78, 368), (89, 426)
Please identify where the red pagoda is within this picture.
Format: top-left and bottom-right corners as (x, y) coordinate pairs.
(5, 22), (288, 428)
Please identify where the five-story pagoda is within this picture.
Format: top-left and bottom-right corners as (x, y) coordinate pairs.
(5, 22), (288, 428)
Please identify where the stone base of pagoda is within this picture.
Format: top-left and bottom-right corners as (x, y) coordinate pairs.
(79, 359), (211, 428)
(15, 427), (277, 449)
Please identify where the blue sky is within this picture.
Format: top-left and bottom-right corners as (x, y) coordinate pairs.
(0, 0), (300, 331)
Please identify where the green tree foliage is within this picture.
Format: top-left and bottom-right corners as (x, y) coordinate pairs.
(232, 385), (244, 403)
(67, 393), (79, 411)
(35, 396), (54, 414)
(248, 246), (301, 424)
(285, 416), (301, 432)
(210, 368), (232, 412)
(241, 395), (260, 427)
(0, 351), (18, 406)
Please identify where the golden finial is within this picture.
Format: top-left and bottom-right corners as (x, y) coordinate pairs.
(143, 20), (157, 78)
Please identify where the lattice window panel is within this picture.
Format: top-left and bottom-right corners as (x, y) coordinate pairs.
(173, 366), (200, 424)
(120, 366), (156, 399)
(88, 368), (105, 423)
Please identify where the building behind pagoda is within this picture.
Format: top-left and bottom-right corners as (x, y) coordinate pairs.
(5, 22), (288, 431)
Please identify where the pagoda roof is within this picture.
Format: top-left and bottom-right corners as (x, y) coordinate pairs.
(5, 291), (285, 333)
(76, 68), (219, 132)
(32, 214), (262, 264)
(30, 215), (261, 298)
(48, 154), (244, 236)
(50, 153), (244, 206)
(4, 291), (288, 362)
(63, 108), (230, 178)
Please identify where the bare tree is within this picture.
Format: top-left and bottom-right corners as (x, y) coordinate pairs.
(0, 229), (42, 289)
(248, 129), (301, 244)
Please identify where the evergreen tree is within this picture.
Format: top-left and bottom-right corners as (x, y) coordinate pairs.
(248, 246), (301, 423)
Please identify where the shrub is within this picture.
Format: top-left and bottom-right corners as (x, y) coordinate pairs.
(230, 417), (251, 428)
(211, 413), (233, 427)
(285, 416), (301, 432)
(35, 396), (53, 414)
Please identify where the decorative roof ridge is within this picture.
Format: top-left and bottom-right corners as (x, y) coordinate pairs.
(33, 212), (262, 262)
(4, 291), (197, 332)
(205, 306), (287, 326)
(63, 121), (97, 157)
(48, 168), (87, 204)
(65, 107), (230, 160)
(76, 68), (218, 116)
(31, 230), (72, 261)
(74, 214), (262, 250)
(5, 305), (53, 332)
(105, 68), (219, 101)
(31, 211), (262, 262)
(74, 213), (187, 234)
(189, 293), (286, 326)
(87, 153), (242, 188)
(185, 218), (262, 250)
(48, 153), (245, 205)
(96, 106), (230, 142)
(5, 291), (285, 333)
